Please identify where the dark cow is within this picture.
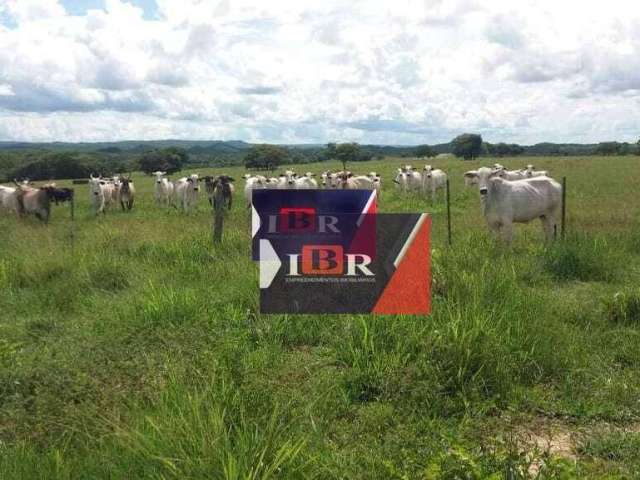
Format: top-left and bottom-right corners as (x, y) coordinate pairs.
(212, 175), (235, 210)
(119, 176), (135, 211)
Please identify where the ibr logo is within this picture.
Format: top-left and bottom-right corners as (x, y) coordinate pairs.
(266, 207), (341, 234)
(287, 245), (374, 276)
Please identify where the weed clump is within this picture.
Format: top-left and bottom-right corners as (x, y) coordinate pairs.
(604, 290), (640, 324)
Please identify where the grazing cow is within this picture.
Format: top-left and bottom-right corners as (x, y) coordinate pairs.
(88, 175), (115, 215)
(13, 184), (59, 223)
(463, 167), (562, 243)
(422, 166), (447, 201)
(211, 175), (235, 210)
(243, 174), (267, 207)
(175, 174), (200, 212)
(119, 176), (135, 211)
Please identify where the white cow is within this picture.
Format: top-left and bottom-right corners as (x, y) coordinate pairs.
(422, 166), (447, 201)
(367, 172), (381, 194)
(522, 165), (549, 178)
(395, 167), (422, 192)
(175, 174), (200, 212)
(336, 172), (376, 190)
(463, 167), (562, 243)
(293, 173), (318, 189)
(496, 167), (527, 181)
(243, 174), (268, 207)
(321, 171), (342, 189)
(88, 176), (114, 215)
(152, 171), (175, 206)
(0, 185), (19, 214)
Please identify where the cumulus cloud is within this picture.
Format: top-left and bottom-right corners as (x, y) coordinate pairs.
(0, 0), (639, 143)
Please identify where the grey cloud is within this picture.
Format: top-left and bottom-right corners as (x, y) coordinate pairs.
(146, 66), (190, 87)
(341, 118), (441, 135)
(0, 84), (155, 113)
(237, 86), (282, 95)
(485, 14), (525, 49)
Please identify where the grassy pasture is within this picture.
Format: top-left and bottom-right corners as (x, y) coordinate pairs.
(0, 155), (639, 478)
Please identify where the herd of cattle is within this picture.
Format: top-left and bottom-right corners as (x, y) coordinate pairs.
(0, 163), (561, 243)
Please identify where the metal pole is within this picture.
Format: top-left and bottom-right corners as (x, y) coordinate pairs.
(446, 178), (452, 245)
(561, 176), (566, 239)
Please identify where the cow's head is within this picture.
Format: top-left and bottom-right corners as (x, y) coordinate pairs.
(464, 167), (500, 195)
(187, 174), (200, 191)
(88, 177), (104, 197)
(152, 171), (167, 184)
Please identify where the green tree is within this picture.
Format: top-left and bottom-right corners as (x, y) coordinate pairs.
(415, 145), (435, 158)
(138, 147), (187, 174)
(334, 143), (361, 171)
(243, 144), (289, 170)
(452, 133), (483, 160)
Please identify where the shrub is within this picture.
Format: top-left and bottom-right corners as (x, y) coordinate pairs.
(604, 290), (640, 324)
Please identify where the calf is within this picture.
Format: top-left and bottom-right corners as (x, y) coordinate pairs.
(464, 167), (562, 243)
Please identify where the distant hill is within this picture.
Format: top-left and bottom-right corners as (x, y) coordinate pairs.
(0, 140), (253, 154)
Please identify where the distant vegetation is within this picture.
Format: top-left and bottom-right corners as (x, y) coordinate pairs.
(0, 136), (638, 182)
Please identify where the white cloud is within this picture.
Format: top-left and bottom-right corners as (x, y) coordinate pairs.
(0, 0), (639, 144)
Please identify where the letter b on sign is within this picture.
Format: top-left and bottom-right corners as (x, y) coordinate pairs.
(279, 208), (316, 233)
(301, 245), (343, 274)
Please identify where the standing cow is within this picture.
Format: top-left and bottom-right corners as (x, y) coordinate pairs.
(13, 184), (58, 223)
(211, 175), (235, 210)
(422, 166), (447, 201)
(119, 176), (135, 211)
(175, 174), (200, 212)
(152, 171), (175, 206)
(463, 167), (562, 243)
(89, 175), (115, 215)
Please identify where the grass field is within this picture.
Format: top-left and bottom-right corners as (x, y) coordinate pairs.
(1, 155), (639, 479)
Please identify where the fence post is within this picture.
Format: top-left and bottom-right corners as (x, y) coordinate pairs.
(446, 178), (452, 246)
(213, 194), (224, 243)
(561, 176), (566, 240)
(69, 192), (75, 251)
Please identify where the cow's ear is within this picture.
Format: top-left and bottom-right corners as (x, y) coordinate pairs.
(228, 177), (235, 182)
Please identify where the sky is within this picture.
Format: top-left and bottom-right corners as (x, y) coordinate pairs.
(0, 0), (639, 145)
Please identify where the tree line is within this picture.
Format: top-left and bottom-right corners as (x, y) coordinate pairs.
(1, 135), (639, 181)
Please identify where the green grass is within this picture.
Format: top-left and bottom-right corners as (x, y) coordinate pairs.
(0, 155), (639, 478)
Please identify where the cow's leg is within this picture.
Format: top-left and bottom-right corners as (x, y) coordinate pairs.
(228, 195), (232, 210)
(540, 215), (555, 242)
(500, 221), (514, 244)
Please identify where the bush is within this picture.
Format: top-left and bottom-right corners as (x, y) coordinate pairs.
(604, 290), (640, 324)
